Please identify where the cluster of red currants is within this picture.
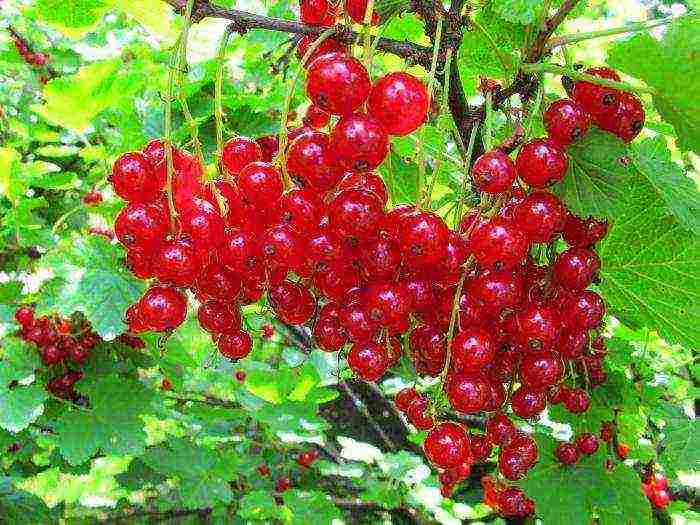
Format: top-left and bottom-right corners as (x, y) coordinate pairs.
(13, 306), (100, 399)
(12, 35), (48, 67)
(555, 420), (629, 466)
(482, 474), (534, 518)
(641, 471), (671, 509)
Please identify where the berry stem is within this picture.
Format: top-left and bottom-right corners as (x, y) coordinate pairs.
(523, 81), (543, 140)
(415, 14), (443, 210)
(275, 26), (340, 186)
(361, 0), (376, 66)
(163, 32), (185, 234)
(547, 16), (681, 50)
(482, 90), (494, 152)
(214, 24), (238, 176)
(453, 123), (480, 225)
(520, 63), (656, 94)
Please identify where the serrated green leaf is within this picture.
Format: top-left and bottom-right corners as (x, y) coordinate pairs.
(37, 235), (145, 340)
(493, 0), (545, 25)
(26, 0), (115, 38)
(598, 175), (700, 348)
(55, 376), (154, 465)
(361, 479), (403, 508)
(653, 404), (700, 477)
(282, 490), (342, 525)
(113, 0), (179, 41)
(238, 490), (281, 520)
(0, 338), (47, 433)
(555, 130), (631, 219)
(520, 435), (653, 525)
(607, 17), (700, 153)
(629, 136), (700, 233)
(0, 477), (55, 525)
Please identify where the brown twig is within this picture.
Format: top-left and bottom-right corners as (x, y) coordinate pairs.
(339, 381), (397, 451)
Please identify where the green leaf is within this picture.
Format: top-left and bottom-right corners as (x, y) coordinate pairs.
(55, 376), (154, 465)
(37, 235), (145, 340)
(380, 152), (420, 205)
(653, 404), (700, 477)
(493, 0), (545, 25)
(629, 136), (700, 233)
(520, 435), (653, 525)
(282, 490), (342, 525)
(0, 338), (47, 433)
(607, 17), (700, 153)
(26, 0), (115, 38)
(361, 480), (403, 508)
(113, 0), (179, 41)
(142, 438), (237, 509)
(598, 174), (700, 348)
(555, 130), (631, 219)
(238, 490), (282, 520)
(0, 477), (55, 525)
(32, 60), (144, 133)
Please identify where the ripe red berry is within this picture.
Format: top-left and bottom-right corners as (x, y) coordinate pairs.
(296, 36), (348, 64)
(394, 387), (420, 411)
(555, 442), (580, 465)
(468, 270), (524, 311)
(423, 421), (470, 469)
(571, 67), (621, 116)
(336, 171), (388, 205)
(14, 307), (34, 327)
(544, 99), (591, 146)
(153, 236), (201, 287)
(486, 412), (516, 446)
(367, 72), (428, 136)
(450, 328), (496, 371)
(303, 104), (331, 129)
(345, 0), (379, 24)
(553, 247), (601, 291)
(258, 463), (270, 476)
(600, 421), (615, 442)
(470, 218), (529, 270)
(398, 210), (449, 268)
(235, 370), (246, 382)
(347, 341), (389, 382)
(221, 136), (262, 176)
(41, 345), (65, 366)
(237, 162), (283, 207)
(575, 432), (599, 455)
(328, 189), (384, 240)
(499, 433), (538, 480)
(510, 386), (546, 419)
(330, 113), (389, 171)
(564, 290), (605, 330)
(564, 388), (590, 414)
(651, 489), (670, 508)
(115, 201), (169, 251)
(498, 487), (535, 517)
(471, 150), (516, 194)
(447, 373), (489, 414)
(256, 135), (279, 162)
(513, 191), (566, 243)
(83, 190), (103, 205)
(286, 131), (343, 192)
(110, 152), (164, 203)
(515, 138), (568, 188)
(300, 0), (332, 25)
(598, 91), (645, 143)
(616, 442), (630, 459)
(217, 330), (253, 360)
(306, 53), (371, 115)
(197, 301), (239, 333)
(520, 353), (564, 391)
(514, 303), (561, 352)
(562, 213), (608, 247)
(275, 476), (292, 492)
(406, 396), (435, 430)
(313, 314), (347, 352)
(138, 286), (188, 332)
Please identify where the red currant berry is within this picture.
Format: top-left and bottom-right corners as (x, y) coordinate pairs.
(330, 113), (389, 171)
(153, 236), (201, 287)
(513, 191), (566, 243)
(398, 210), (449, 268)
(571, 67), (621, 116)
(470, 218), (529, 270)
(296, 36), (348, 65)
(221, 136), (261, 176)
(516, 138), (568, 188)
(110, 152), (164, 203)
(406, 396), (435, 430)
(575, 432), (599, 455)
(555, 442), (580, 465)
(179, 198), (226, 251)
(300, 0), (331, 25)
(306, 53), (371, 115)
(598, 91), (645, 143)
(423, 421), (470, 469)
(303, 104), (331, 128)
(564, 290), (605, 330)
(651, 489), (670, 508)
(347, 340), (389, 382)
(286, 131), (343, 192)
(237, 161), (283, 207)
(499, 433), (538, 480)
(544, 99), (591, 146)
(471, 150), (516, 194)
(486, 412), (516, 447)
(564, 388), (590, 414)
(510, 386), (546, 419)
(514, 303), (561, 352)
(275, 476), (292, 492)
(450, 328), (496, 371)
(313, 315), (347, 352)
(139, 286), (188, 332)
(520, 352), (564, 391)
(256, 135), (279, 162)
(14, 307), (34, 327)
(553, 247), (601, 291)
(562, 213), (609, 247)
(600, 421), (615, 442)
(498, 488), (534, 517)
(328, 189), (384, 240)
(367, 72), (428, 136)
(394, 387), (420, 412)
(115, 202), (168, 251)
(336, 171), (388, 205)
(345, 0), (379, 24)
(446, 373), (489, 414)
(41, 345), (65, 366)
(217, 330), (253, 360)
(197, 301), (239, 333)
(469, 433), (493, 462)
(469, 270), (524, 311)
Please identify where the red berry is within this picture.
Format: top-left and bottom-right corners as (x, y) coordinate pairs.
(446, 373), (489, 414)
(345, 0), (379, 24)
(616, 442), (630, 459)
(217, 330), (253, 360)
(221, 229), (262, 276)
(498, 487), (535, 517)
(179, 198), (226, 251)
(275, 476), (292, 492)
(471, 150), (516, 194)
(14, 307), (34, 327)
(564, 388), (590, 414)
(115, 201), (169, 251)
(555, 442), (580, 465)
(564, 290), (605, 330)
(486, 413), (516, 447)
(470, 218), (529, 270)
(513, 191), (566, 243)
(328, 189), (384, 240)
(605, 92), (645, 143)
(367, 72), (428, 136)
(110, 152), (164, 203)
(651, 489), (670, 508)
(450, 328), (496, 371)
(300, 0), (331, 25)
(197, 301), (239, 333)
(313, 315), (347, 352)
(406, 396), (435, 430)
(398, 210), (449, 268)
(571, 67), (621, 116)
(544, 99), (591, 146)
(296, 36), (348, 64)
(41, 345), (65, 366)
(256, 135), (279, 162)
(562, 213), (608, 247)
(364, 281), (411, 327)
(297, 450), (319, 468)
(347, 341), (389, 382)
(303, 104), (331, 129)
(600, 421), (615, 442)
(553, 247), (601, 291)
(286, 131), (343, 192)
(520, 352), (564, 391)
(306, 53), (371, 115)
(330, 113), (389, 171)
(161, 378), (172, 390)
(510, 386), (546, 419)
(153, 236), (201, 287)
(516, 138), (568, 188)
(575, 432), (599, 455)
(139, 286), (188, 332)
(235, 370), (246, 382)
(499, 433), (538, 480)
(336, 171), (388, 205)
(423, 421), (470, 469)
(221, 136), (261, 176)
(258, 463), (270, 476)
(83, 190), (103, 205)
(237, 161), (283, 207)
(394, 387), (420, 411)
(469, 433), (493, 462)
(514, 303), (561, 352)
(468, 270), (524, 311)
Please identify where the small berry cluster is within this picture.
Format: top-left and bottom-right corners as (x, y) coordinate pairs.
(641, 472), (671, 509)
(555, 421), (629, 466)
(12, 34), (48, 67)
(14, 306), (98, 399)
(482, 475), (535, 518)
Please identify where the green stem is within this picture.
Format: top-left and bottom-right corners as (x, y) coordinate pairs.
(362, 0), (376, 66)
(482, 91), (493, 151)
(547, 16), (680, 49)
(52, 205), (84, 234)
(524, 81), (543, 140)
(416, 14), (443, 209)
(214, 24), (238, 175)
(521, 63), (656, 95)
(164, 33), (184, 234)
(453, 123), (479, 225)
